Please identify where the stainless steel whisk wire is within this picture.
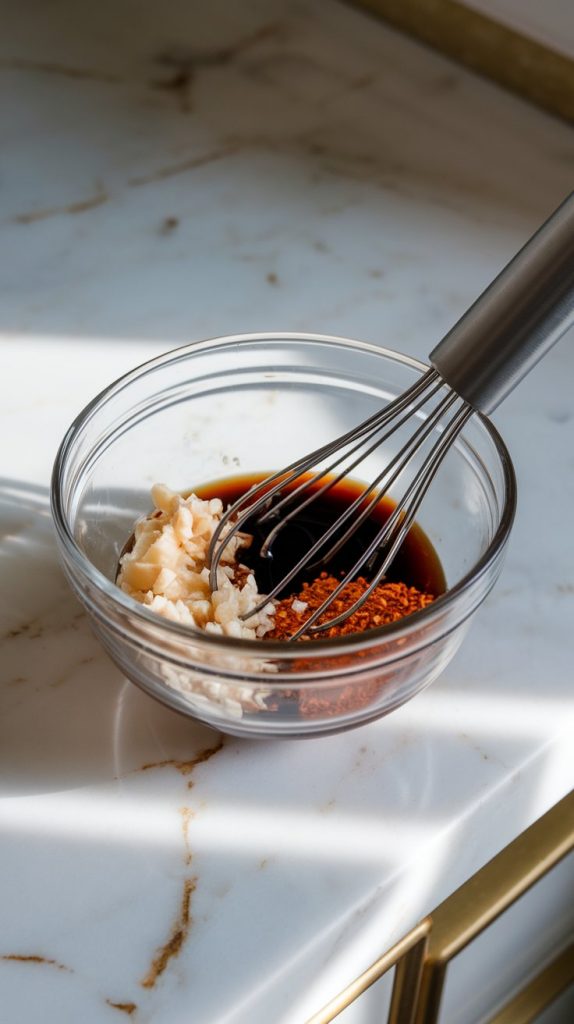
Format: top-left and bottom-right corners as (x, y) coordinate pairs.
(208, 193), (574, 638)
(208, 371), (471, 635)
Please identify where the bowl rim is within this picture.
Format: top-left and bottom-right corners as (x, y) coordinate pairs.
(51, 332), (517, 659)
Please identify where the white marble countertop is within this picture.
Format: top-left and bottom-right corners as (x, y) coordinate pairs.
(1, 1), (574, 1022)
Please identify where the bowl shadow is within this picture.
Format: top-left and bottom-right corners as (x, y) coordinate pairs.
(0, 477), (221, 797)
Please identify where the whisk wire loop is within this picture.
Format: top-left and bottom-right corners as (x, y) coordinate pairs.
(233, 376), (444, 618)
(258, 376), (445, 555)
(207, 368), (474, 638)
(314, 387), (458, 568)
(241, 386), (459, 623)
(208, 368), (439, 590)
(287, 395), (468, 639)
(300, 400), (473, 638)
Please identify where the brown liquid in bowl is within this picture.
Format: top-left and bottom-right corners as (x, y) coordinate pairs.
(192, 473), (446, 599)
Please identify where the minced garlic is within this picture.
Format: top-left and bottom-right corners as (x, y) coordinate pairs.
(117, 484), (276, 640)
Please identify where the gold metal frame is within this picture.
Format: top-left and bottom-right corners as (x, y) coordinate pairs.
(306, 791), (574, 1024)
(488, 941), (574, 1024)
(345, 0), (574, 124)
(306, 919), (430, 1024)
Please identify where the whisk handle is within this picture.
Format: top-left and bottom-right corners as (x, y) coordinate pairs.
(429, 192), (574, 413)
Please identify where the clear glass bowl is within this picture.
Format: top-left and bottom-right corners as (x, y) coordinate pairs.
(51, 333), (516, 738)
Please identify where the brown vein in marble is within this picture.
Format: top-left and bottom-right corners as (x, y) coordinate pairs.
(136, 740), (224, 985)
(159, 216), (179, 235)
(2, 23), (280, 115)
(153, 22), (283, 78)
(6, 618), (44, 640)
(106, 1000), (137, 1016)
(7, 676), (28, 687)
(4, 609), (85, 642)
(217, 129), (531, 225)
(138, 737), (224, 788)
(51, 654), (97, 688)
(128, 146), (238, 188)
(180, 807), (195, 866)
(13, 193), (108, 224)
(0, 58), (121, 83)
(149, 67), (194, 114)
(140, 878), (196, 988)
(0, 954), (71, 971)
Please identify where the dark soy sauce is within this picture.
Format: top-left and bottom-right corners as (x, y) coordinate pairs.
(192, 473), (446, 598)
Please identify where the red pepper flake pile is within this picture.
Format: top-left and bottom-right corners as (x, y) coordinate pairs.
(268, 573), (435, 641)
(267, 573), (436, 720)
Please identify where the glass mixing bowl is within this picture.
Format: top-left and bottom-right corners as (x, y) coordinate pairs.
(51, 333), (516, 738)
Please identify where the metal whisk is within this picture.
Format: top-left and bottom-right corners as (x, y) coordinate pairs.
(209, 193), (574, 639)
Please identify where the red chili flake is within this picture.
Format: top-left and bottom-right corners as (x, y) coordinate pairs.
(267, 573), (434, 641)
(267, 573), (435, 719)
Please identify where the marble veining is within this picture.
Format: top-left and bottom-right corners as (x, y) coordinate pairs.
(1, 0), (574, 1022)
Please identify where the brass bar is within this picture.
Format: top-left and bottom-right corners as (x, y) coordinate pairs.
(414, 791), (574, 1024)
(413, 959), (447, 1024)
(388, 925), (431, 1024)
(305, 918), (431, 1024)
(424, 792), (574, 962)
(305, 793), (574, 1024)
(346, 0), (574, 124)
(487, 941), (574, 1024)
